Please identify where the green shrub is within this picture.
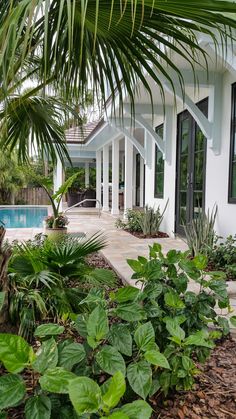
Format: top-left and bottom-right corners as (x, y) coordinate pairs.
(184, 206), (217, 256)
(3, 234), (116, 339)
(0, 244), (235, 417)
(116, 202), (168, 236)
(207, 235), (236, 279)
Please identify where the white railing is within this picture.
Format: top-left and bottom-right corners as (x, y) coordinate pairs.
(64, 199), (102, 218)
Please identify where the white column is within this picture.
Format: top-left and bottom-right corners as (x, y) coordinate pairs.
(102, 144), (110, 211)
(96, 150), (102, 208)
(140, 156), (144, 208)
(85, 162), (90, 187)
(124, 137), (133, 216)
(111, 138), (120, 215)
(132, 151), (136, 206)
(53, 157), (63, 211)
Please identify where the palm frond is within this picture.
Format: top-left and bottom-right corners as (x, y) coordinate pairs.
(1, 0), (236, 114)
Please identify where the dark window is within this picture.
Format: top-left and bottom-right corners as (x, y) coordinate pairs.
(229, 83), (236, 203)
(154, 124), (164, 198)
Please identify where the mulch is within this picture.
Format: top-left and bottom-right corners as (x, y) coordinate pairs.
(126, 230), (169, 239)
(151, 337), (236, 418)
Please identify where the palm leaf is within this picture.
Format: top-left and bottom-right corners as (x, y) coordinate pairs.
(1, 0), (236, 114)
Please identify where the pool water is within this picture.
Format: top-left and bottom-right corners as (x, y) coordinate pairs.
(0, 207), (48, 228)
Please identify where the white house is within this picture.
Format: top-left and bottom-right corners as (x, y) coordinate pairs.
(55, 35), (236, 238)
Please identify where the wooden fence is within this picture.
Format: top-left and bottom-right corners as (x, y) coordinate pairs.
(16, 188), (50, 205)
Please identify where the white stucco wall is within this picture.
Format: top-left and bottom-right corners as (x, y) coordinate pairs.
(144, 71), (236, 238)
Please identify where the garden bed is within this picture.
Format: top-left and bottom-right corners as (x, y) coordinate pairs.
(126, 229), (169, 239)
(152, 337), (236, 419)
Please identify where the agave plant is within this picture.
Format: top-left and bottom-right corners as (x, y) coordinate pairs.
(184, 206), (218, 257)
(140, 201), (169, 236)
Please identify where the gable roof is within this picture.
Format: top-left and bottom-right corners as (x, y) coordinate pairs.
(66, 119), (105, 144)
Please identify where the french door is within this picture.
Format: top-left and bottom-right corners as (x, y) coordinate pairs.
(175, 98), (208, 235)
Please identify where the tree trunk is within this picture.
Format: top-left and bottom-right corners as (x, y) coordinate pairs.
(0, 227), (11, 324)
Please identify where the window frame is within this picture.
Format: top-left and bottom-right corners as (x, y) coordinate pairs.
(228, 82), (236, 204)
(154, 124), (165, 199)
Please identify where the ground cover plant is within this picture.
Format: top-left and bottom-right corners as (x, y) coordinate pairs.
(206, 235), (236, 280)
(0, 233), (117, 340)
(0, 244), (235, 418)
(116, 204), (168, 238)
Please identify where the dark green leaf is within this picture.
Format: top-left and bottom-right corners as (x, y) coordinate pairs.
(230, 316), (236, 327)
(184, 331), (214, 348)
(109, 324), (132, 356)
(34, 324), (65, 338)
(0, 374), (26, 410)
(144, 350), (170, 369)
(0, 334), (34, 373)
(165, 318), (185, 341)
(68, 377), (101, 415)
(114, 286), (140, 303)
(95, 345), (126, 376)
(87, 307), (109, 349)
(115, 302), (146, 322)
(127, 259), (142, 273)
(127, 361), (152, 399)
(121, 400), (152, 418)
(39, 368), (76, 394)
(33, 338), (58, 374)
(193, 255), (208, 270)
(134, 322), (155, 352)
(164, 291), (185, 309)
(58, 342), (86, 370)
(25, 395), (51, 419)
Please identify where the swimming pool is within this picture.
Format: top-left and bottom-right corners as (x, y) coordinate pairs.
(0, 206), (48, 228)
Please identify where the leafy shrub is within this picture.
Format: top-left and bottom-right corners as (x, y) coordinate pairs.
(184, 206), (217, 256)
(115, 209), (143, 232)
(207, 235), (236, 279)
(3, 234), (116, 339)
(116, 202), (168, 236)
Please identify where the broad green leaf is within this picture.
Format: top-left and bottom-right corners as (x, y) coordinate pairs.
(143, 283), (163, 299)
(39, 368), (76, 394)
(217, 316), (230, 336)
(115, 302), (146, 322)
(58, 341), (86, 370)
(166, 250), (181, 264)
(25, 395), (51, 419)
(184, 331), (214, 348)
(109, 324), (132, 356)
(144, 350), (170, 369)
(165, 318), (185, 341)
(181, 355), (194, 371)
(73, 314), (88, 338)
(164, 291), (185, 309)
(193, 254), (208, 270)
(134, 322), (155, 352)
(0, 291), (5, 310)
(127, 361), (152, 399)
(95, 345), (126, 376)
(0, 374), (26, 410)
(144, 300), (162, 318)
(120, 400), (152, 419)
(33, 338), (58, 374)
(230, 316), (236, 327)
(101, 413), (128, 419)
(87, 307), (109, 349)
(0, 334), (34, 373)
(34, 323), (64, 338)
(114, 286), (140, 303)
(102, 371), (126, 409)
(127, 259), (142, 273)
(68, 377), (101, 415)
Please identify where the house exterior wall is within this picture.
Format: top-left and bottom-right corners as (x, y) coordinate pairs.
(144, 71), (236, 238)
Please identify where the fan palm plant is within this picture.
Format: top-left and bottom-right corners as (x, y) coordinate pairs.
(1, 0), (236, 120)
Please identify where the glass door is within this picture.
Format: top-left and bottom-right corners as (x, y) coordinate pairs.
(175, 99), (208, 235)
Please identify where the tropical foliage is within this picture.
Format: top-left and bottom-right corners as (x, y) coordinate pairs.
(0, 151), (28, 204)
(207, 235), (236, 280)
(1, 1), (236, 120)
(2, 233), (116, 339)
(0, 244), (235, 417)
(116, 203), (168, 236)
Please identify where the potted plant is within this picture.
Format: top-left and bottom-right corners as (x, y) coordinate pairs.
(39, 173), (79, 240)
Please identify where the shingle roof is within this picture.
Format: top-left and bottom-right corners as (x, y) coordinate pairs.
(66, 119), (105, 144)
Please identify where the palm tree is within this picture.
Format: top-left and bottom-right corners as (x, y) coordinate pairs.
(0, 1), (236, 162)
